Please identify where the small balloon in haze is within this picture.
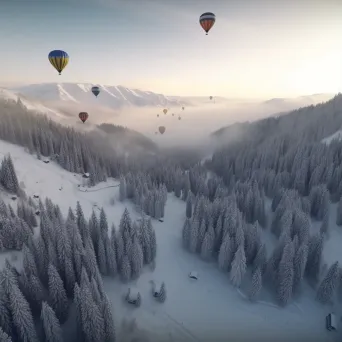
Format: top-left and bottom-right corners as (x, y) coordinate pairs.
(210, 96), (213, 100)
(163, 109), (167, 114)
(48, 50), (69, 75)
(79, 112), (89, 123)
(92, 86), (100, 97)
(182, 107), (185, 110)
(178, 116), (181, 120)
(172, 113), (174, 116)
(199, 12), (216, 35)
(157, 114), (159, 117)
(159, 126), (166, 134)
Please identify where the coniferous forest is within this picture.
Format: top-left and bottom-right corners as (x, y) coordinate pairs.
(0, 94), (342, 340)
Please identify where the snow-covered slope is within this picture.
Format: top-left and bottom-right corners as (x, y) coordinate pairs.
(322, 130), (342, 145)
(12, 83), (187, 110)
(0, 139), (338, 342)
(0, 88), (68, 121)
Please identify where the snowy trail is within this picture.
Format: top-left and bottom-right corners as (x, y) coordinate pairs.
(78, 184), (119, 192)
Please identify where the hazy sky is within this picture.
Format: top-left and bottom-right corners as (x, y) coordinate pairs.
(0, 0), (341, 98)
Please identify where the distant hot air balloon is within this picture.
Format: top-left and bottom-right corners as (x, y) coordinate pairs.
(210, 96), (213, 100)
(79, 112), (89, 123)
(157, 114), (160, 117)
(48, 50), (69, 75)
(178, 116), (181, 120)
(172, 113), (174, 116)
(159, 126), (166, 134)
(92, 86), (100, 97)
(163, 109), (167, 115)
(182, 107), (185, 110)
(199, 12), (216, 35)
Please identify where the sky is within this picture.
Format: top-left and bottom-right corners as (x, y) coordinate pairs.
(0, 0), (341, 98)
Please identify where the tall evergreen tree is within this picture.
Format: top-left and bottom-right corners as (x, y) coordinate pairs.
(40, 301), (64, 342)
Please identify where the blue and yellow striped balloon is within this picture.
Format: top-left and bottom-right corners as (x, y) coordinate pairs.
(48, 50), (69, 75)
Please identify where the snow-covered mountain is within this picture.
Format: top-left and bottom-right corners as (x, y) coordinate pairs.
(11, 83), (334, 113)
(12, 83), (187, 109)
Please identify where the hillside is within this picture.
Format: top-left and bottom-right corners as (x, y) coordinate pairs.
(0, 139), (338, 342)
(0, 90), (158, 158)
(211, 93), (342, 146)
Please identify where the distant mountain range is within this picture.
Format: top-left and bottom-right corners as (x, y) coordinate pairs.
(10, 83), (334, 113)
(11, 83), (187, 109)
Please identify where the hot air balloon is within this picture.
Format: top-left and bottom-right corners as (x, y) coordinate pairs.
(182, 107), (185, 110)
(199, 12), (216, 35)
(178, 116), (181, 120)
(172, 113), (174, 116)
(163, 109), (167, 115)
(210, 96), (213, 100)
(92, 86), (100, 97)
(157, 114), (159, 117)
(79, 112), (89, 123)
(159, 126), (166, 134)
(48, 50), (69, 75)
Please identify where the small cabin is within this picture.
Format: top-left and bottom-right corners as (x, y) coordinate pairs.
(125, 288), (141, 307)
(33, 194), (39, 199)
(82, 172), (90, 179)
(158, 219), (164, 223)
(189, 271), (198, 280)
(152, 282), (163, 298)
(326, 313), (337, 331)
(11, 196), (17, 201)
(43, 160), (50, 164)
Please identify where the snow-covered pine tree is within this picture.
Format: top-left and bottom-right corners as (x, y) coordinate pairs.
(120, 255), (131, 282)
(98, 235), (108, 276)
(230, 245), (247, 287)
(218, 234), (234, 272)
(8, 284), (39, 342)
(47, 264), (69, 323)
(293, 243), (308, 294)
(101, 295), (116, 342)
(277, 242), (294, 306)
(316, 261), (339, 304)
(253, 244), (267, 273)
(130, 235), (144, 279)
(200, 226), (215, 261)
(40, 301), (64, 342)
(80, 282), (105, 342)
(248, 267), (262, 302)
(182, 218), (192, 250)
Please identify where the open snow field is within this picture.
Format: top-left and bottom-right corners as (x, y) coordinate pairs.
(0, 140), (340, 342)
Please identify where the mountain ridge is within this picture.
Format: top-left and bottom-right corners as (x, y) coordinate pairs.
(12, 82), (188, 110)
(12, 83), (334, 112)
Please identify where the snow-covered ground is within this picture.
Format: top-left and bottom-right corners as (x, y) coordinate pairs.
(0, 140), (339, 342)
(322, 130), (342, 145)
